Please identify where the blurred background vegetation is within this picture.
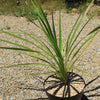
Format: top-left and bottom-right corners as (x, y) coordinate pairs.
(0, 0), (99, 19)
(0, 0), (65, 16)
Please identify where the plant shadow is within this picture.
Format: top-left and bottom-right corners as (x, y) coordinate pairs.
(83, 75), (100, 98)
(19, 75), (100, 100)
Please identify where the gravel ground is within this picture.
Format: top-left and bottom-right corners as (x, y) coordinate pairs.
(0, 11), (100, 100)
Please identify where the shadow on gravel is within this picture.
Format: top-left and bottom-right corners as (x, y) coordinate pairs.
(83, 75), (100, 99)
(19, 75), (100, 100)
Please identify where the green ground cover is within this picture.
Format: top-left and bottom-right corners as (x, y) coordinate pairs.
(0, 0), (99, 19)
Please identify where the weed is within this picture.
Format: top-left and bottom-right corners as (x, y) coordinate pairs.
(0, 11), (3, 15)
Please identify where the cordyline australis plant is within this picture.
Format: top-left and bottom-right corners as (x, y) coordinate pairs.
(0, 0), (100, 84)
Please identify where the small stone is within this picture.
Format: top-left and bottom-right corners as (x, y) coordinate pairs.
(0, 61), (3, 64)
(72, 8), (78, 13)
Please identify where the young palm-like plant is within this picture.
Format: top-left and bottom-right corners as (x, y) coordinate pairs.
(0, 0), (100, 99)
